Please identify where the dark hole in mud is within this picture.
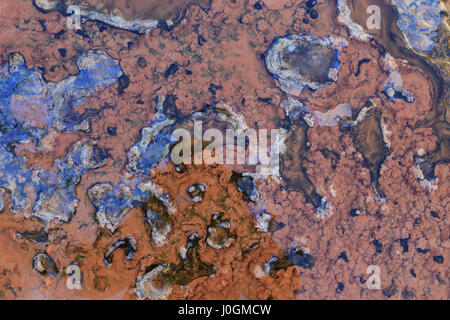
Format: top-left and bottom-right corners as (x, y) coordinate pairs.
(282, 45), (337, 84)
(355, 58), (370, 76)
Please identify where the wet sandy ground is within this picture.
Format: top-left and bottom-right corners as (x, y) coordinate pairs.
(0, 0), (448, 299)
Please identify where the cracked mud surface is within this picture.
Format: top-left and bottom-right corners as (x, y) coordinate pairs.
(0, 0), (448, 299)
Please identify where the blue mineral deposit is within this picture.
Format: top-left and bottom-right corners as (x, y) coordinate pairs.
(0, 141), (108, 224)
(0, 50), (122, 149)
(92, 98), (254, 233)
(88, 180), (176, 234)
(0, 50), (121, 224)
(126, 97), (176, 175)
(265, 34), (347, 95)
(287, 246), (315, 269)
(393, 0), (444, 53)
(383, 82), (415, 103)
(382, 69), (415, 103)
(263, 256), (281, 274)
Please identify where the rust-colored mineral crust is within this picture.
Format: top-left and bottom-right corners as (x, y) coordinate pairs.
(0, 0), (448, 300)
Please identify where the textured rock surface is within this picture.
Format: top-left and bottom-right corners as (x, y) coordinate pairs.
(0, 0), (447, 300)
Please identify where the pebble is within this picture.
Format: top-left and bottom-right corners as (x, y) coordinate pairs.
(338, 251), (349, 262)
(58, 48), (66, 58)
(372, 239), (383, 253)
(433, 255), (444, 264)
(306, 0), (317, 8)
(349, 209), (361, 217)
(137, 57), (147, 68)
(107, 126), (117, 136)
(253, 2), (263, 10)
(32, 253), (58, 275)
(187, 184), (206, 203)
(309, 9), (319, 19)
(164, 63), (179, 78)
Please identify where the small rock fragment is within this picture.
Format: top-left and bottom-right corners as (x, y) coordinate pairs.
(187, 184), (206, 203)
(287, 246), (315, 269)
(206, 213), (235, 249)
(32, 253), (58, 275)
(103, 237), (137, 266)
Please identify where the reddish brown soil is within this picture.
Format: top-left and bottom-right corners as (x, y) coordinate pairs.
(0, 0), (447, 300)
